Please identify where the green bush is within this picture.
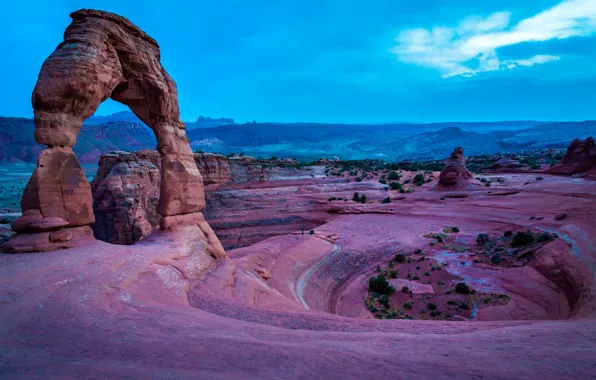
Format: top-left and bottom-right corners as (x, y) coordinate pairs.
(355, 177), (363, 182)
(535, 232), (552, 243)
(403, 302), (413, 309)
(401, 286), (409, 293)
(476, 233), (490, 245)
(381, 197), (391, 204)
(455, 282), (471, 294)
(427, 302), (437, 311)
(368, 274), (395, 295)
(504, 231), (513, 237)
(490, 254), (501, 264)
(413, 173), (425, 186)
(309, 230), (315, 235)
(395, 253), (406, 263)
(389, 182), (403, 190)
(389, 270), (398, 279)
(379, 295), (390, 308)
(388, 171), (401, 180)
(353, 192), (360, 202)
(511, 231), (535, 247)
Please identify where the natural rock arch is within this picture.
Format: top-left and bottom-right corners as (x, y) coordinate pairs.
(4, 9), (213, 253)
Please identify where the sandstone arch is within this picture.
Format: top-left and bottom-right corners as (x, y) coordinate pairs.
(4, 9), (209, 253)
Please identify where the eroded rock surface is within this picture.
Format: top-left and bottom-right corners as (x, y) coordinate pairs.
(3, 9), (211, 252)
(549, 137), (596, 177)
(438, 147), (474, 188)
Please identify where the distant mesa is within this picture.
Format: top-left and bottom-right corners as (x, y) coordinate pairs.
(548, 137), (596, 177)
(438, 147), (474, 188)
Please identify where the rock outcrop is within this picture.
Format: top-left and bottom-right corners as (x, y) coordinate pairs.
(89, 150), (328, 246)
(2, 9), (213, 253)
(549, 137), (596, 177)
(438, 147), (474, 188)
(92, 151), (161, 244)
(194, 153), (232, 189)
(91, 150), (233, 244)
(229, 156), (324, 182)
(488, 157), (526, 172)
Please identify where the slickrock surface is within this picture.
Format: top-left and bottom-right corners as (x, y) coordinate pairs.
(549, 137), (596, 177)
(1, 173), (596, 378)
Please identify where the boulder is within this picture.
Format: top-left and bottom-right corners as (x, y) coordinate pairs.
(438, 147), (474, 188)
(549, 137), (596, 177)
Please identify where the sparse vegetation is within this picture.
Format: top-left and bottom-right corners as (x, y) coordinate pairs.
(368, 274), (395, 295)
(455, 282), (471, 294)
(476, 233), (490, 245)
(511, 231), (535, 247)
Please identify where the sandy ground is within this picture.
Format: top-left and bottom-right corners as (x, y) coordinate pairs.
(1, 173), (595, 378)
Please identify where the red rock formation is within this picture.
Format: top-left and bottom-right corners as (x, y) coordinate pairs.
(92, 151), (161, 244)
(2, 10), (210, 253)
(194, 153), (232, 189)
(438, 147), (474, 188)
(548, 137), (596, 177)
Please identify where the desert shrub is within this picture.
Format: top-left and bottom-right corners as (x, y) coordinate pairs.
(389, 270), (398, 279)
(359, 194), (367, 203)
(476, 233), (490, 245)
(403, 302), (413, 309)
(379, 178), (387, 184)
(455, 282), (471, 294)
(504, 231), (513, 237)
(355, 177), (362, 182)
(459, 302), (470, 310)
(353, 192), (360, 202)
(427, 302), (437, 311)
(395, 253), (406, 263)
(413, 275), (420, 280)
(389, 182), (403, 190)
(379, 295), (390, 308)
(413, 173), (425, 186)
(369, 305), (378, 312)
(381, 197), (391, 204)
(443, 226), (460, 233)
(401, 286), (409, 293)
(536, 176), (544, 181)
(309, 230), (315, 235)
(447, 300), (459, 306)
(511, 231), (535, 247)
(388, 171), (401, 180)
(490, 254), (501, 264)
(424, 272), (430, 276)
(368, 274), (395, 295)
(535, 232), (552, 243)
(555, 213), (567, 221)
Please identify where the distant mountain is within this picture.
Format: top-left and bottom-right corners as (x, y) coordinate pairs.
(1, 115), (594, 163)
(86, 111), (236, 130)
(0, 117), (156, 164)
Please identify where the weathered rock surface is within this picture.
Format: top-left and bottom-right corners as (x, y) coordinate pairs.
(14, 148), (94, 232)
(229, 156), (325, 182)
(5, 9), (213, 252)
(194, 153), (232, 189)
(92, 152), (161, 244)
(549, 137), (596, 177)
(488, 157), (526, 172)
(438, 147), (474, 188)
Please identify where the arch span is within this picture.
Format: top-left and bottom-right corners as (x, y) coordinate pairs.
(5, 9), (207, 252)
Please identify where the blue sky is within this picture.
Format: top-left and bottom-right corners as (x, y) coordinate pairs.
(1, 0), (595, 123)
